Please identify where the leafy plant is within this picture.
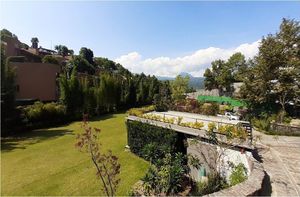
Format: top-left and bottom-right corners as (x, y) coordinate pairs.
(192, 172), (228, 196)
(229, 163), (247, 186)
(142, 153), (188, 195)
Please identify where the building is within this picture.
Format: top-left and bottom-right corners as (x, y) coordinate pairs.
(10, 62), (61, 101)
(2, 36), (62, 102)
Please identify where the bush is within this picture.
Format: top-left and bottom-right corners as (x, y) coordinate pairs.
(126, 120), (181, 161)
(229, 163), (247, 186)
(252, 117), (271, 132)
(142, 153), (188, 195)
(42, 55), (59, 64)
(23, 101), (67, 124)
(192, 172), (228, 196)
(201, 102), (219, 116)
(127, 105), (155, 117)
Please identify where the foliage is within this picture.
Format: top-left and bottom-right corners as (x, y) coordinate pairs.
(79, 47), (94, 65)
(42, 55), (59, 64)
(201, 102), (220, 116)
(1, 50), (16, 132)
(126, 120), (180, 161)
(1, 28), (18, 40)
(70, 55), (95, 74)
(204, 52), (247, 95)
(59, 70), (84, 117)
(23, 101), (67, 124)
(171, 75), (190, 100)
(192, 172), (228, 196)
(76, 118), (121, 196)
(127, 105), (155, 117)
(153, 81), (172, 112)
(55, 45), (73, 57)
(141, 153), (188, 195)
(31, 37), (39, 48)
(240, 18), (300, 117)
(229, 163), (247, 186)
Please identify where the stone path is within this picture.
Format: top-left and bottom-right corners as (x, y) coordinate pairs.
(253, 130), (300, 196)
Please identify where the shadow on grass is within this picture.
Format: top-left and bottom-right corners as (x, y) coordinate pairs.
(89, 113), (116, 122)
(1, 129), (73, 152)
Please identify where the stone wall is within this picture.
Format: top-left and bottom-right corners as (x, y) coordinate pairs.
(187, 138), (265, 196)
(205, 156), (265, 196)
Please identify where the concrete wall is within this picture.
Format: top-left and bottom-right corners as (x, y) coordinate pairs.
(10, 62), (61, 101)
(187, 138), (265, 196)
(187, 138), (251, 182)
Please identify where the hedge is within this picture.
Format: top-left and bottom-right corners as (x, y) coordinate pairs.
(126, 120), (185, 162)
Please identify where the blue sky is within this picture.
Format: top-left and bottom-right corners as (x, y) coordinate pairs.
(1, 1), (300, 76)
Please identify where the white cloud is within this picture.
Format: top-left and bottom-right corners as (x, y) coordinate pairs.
(115, 40), (260, 77)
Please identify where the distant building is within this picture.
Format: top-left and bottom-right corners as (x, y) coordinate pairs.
(10, 62), (61, 101)
(2, 36), (62, 102)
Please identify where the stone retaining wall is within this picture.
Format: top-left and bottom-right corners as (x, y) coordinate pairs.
(205, 154), (266, 196)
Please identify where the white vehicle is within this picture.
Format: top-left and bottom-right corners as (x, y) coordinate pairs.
(224, 112), (240, 120)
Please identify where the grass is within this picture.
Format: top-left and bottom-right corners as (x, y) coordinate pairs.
(1, 112), (149, 196)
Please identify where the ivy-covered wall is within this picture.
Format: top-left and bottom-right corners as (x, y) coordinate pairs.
(126, 120), (185, 161)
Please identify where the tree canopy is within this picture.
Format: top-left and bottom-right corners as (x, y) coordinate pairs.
(240, 18), (300, 116)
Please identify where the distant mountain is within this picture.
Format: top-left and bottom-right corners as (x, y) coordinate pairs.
(156, 72), (205, 90)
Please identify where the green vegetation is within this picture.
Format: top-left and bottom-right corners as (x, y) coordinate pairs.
(23, 101), (67, 125)
(191, 173), (228, 196)
(142, 153), (188, 195)
(204, 52), (247, 94)
(1, 112), (149, 196)
(42, 55), (59, 64)
(229, 163), (247, 186)
(171, 75), (190, 100)
(126, 120), (182, 162)
(55, 45), (73, 56)
(1, 46), (16, 134)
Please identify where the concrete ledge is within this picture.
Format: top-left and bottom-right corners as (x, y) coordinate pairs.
(205, 155), (266, 196)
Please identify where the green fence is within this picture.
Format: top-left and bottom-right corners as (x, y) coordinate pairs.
(197, 95), (247, 107)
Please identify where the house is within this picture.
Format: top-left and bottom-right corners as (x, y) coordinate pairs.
(2, 36), (62, 102)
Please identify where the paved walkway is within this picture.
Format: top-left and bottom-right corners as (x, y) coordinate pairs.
(253, 130), (300, 196)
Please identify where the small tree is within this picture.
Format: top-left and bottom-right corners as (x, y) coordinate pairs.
(75, 115), (121, 196)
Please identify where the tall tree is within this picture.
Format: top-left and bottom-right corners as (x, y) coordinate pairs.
(55, 45), (72, 57)
(31, 37), (39, 49)
(240, 18), (300, 117)
(204, 53), (247, 95)
(79, 47), (94, 65)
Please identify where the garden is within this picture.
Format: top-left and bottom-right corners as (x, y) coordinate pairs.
(1, 112), (149, 196)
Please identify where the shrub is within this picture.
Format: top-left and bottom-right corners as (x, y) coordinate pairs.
(252, 117), (271, 132)
(142, 153), (188, 195)
(229, 163), (247, 186)
(42, 55), (59, 64)
(201, 102), (219, 116)
(23, 101), (67, 124)
(192, 172), (228, 196)
(127, 105), (155, 117)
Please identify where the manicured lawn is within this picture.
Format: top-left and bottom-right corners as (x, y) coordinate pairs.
(1, 112), (149, 196)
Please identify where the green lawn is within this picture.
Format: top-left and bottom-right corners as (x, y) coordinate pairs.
(1, 112), (149, 196)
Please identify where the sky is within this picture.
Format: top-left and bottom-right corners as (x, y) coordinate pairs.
(1, 1), (300, 77)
